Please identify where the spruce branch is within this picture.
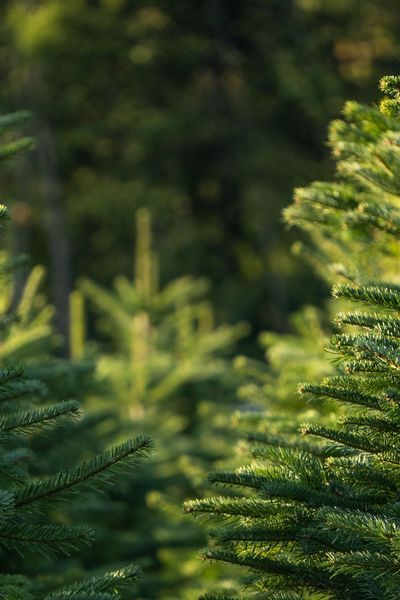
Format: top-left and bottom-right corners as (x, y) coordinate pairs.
(0, 400), (80, 434)
(44, 564), (141, 599)
(15, 434), (153, 509)
(0, 522), (95, 557)
(333, 284), (400, 312)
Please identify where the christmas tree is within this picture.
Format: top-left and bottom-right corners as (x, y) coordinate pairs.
(0, 112), (154, 599)
(80, 208), (247, 597)
(185, 77), (400, 599)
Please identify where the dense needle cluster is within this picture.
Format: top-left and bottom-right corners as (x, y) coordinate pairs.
(0, 113), (154, 599)
(185, 78), (400, 599)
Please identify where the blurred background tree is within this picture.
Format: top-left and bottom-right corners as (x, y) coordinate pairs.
(75, 208), (247, 598)
(1, 0), (400, 347)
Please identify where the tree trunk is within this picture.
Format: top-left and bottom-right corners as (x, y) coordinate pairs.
(37, 121), (71, 354)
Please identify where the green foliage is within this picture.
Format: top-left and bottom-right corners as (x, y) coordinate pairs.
(81, 208), (246, 419)
(0, 253), (152, 598)
(235, 67), (400, 422)
(5, 0), (400, 334)
(186, 279), (400, 598)
(0, 111), (34, 160)
(244, 70), (400, 424)
(3, 6), (400, 597)
(285, 89), (400, 286)
(186, 78), (400, 599)
(78, 208), (247, 597)
(0, 117), (154, 598)
(235, 305), (332, 414)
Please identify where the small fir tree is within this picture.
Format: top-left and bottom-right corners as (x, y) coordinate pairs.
(0, 112), (154, 599)
(185, 77), (400, 599)
(79, 208), (247, 598)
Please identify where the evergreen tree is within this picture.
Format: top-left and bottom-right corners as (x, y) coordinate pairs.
(238, 68), (400, 422)
(185, 77), (400, 599)
(79, 208), (247, 598)
(0, 113), (154, 598)
(235, 69), (400, 420)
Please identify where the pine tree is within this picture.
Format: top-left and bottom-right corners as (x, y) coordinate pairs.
(284, 77), (400, 286)
(230, 72), (400, 454)
(79, 208), (247, 597)
(234, 71), (400, 422)
(0, 113), (154, 599)
(185, 77), (400, 600)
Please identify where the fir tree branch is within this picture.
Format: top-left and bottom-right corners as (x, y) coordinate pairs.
(0, 400), (80, 434)
(15, 434), (153, 509)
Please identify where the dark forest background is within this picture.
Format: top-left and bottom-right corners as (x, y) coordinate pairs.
(2, 0), (400, 353)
